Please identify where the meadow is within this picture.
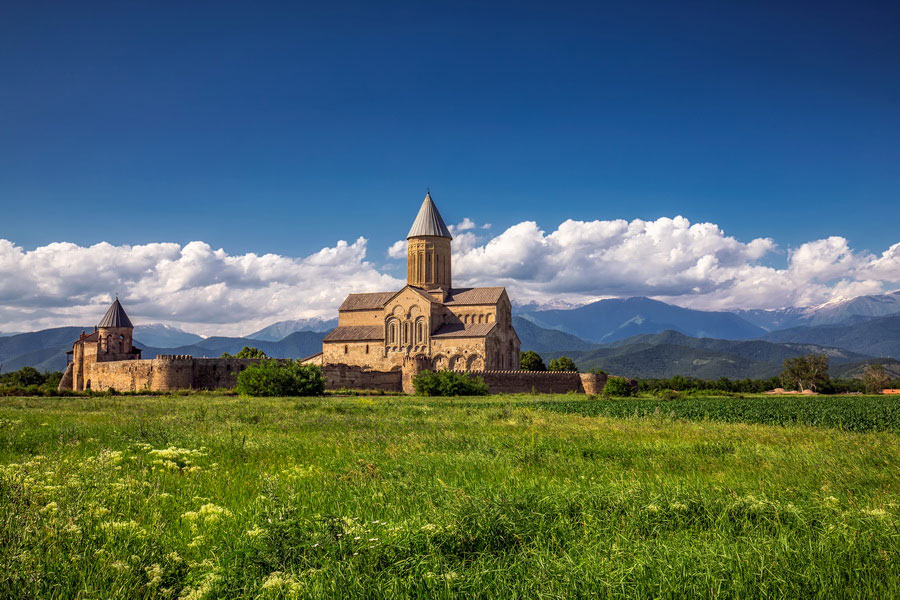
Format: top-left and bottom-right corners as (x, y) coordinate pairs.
(0, 393), (898, 599)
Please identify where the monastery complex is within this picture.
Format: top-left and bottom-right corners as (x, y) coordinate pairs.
(318, 192), (520, 372)
(59, 193), (604, 395)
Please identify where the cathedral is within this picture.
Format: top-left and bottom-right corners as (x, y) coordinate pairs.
(320, 193), (521, 371)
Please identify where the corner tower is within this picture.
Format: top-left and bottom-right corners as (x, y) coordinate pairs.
(407, 192), (452, 292)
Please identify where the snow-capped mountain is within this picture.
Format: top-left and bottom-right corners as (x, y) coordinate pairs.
(737, 290), (900, 331)
(248, 318), (338, 341)
(133, 324), (204, 348)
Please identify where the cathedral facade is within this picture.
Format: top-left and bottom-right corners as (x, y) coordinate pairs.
(321, 193), (521, 371)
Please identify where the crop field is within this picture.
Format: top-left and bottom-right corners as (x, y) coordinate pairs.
(0, 394), (898, 599)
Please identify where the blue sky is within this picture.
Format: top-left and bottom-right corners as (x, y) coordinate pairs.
(2, 1), (900, 333)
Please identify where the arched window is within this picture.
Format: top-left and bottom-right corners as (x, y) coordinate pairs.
(344, 345), (349, 354)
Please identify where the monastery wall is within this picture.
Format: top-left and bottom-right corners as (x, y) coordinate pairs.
(469, 371), (607, 395)
(84, 356), (261, 392)
(322, 363), (403, 392)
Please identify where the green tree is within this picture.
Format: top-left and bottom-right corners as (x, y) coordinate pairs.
(520, 351), (546, 371)
(862, 364), (891, 394)
(781, 354), (829, 392)
(548, 356), (578, 372)
(235, 360), (324, 396)
(3, 367), (45, 386)
(221, 346), (268, 359)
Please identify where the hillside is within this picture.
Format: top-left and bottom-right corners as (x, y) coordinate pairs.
(543, 330), (891, 379)
(519, 297), (765, 343)
(512, 317), (597, 353)
(763, 315), (900, 359)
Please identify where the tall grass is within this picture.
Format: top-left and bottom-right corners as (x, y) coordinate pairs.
(0, 394), (898, 598)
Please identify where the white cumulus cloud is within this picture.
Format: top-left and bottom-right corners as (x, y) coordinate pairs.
(0, 238), (401, 336)
(2, 214), (898, 335)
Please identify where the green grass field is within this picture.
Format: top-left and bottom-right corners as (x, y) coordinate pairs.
(1, 393), (898, 599)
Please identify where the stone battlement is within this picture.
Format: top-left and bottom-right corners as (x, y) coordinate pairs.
(156, 354), (194, 360)
(468, 370), (579, 376)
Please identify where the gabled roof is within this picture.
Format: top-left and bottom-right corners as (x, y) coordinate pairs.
(338, 292), (396, 311)
(431, 322), (496, 338)
(444, 287), (506, 306)
(323, 325), (384, 342)
(97, 298), (133, 328)
(407, 192), (452, 239)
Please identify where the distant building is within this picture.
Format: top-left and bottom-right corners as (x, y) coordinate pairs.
(58, 299), (259, 392)
(318, 192), (521, 371)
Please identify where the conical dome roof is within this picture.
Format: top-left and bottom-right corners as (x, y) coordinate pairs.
(97, 297), (133, 328)
(407, 192), (452, 239)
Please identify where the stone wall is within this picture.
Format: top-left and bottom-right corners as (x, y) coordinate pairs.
(322, 363), (403, 392)
(468, 371), (607, 395)
(83, 356), (262, 392)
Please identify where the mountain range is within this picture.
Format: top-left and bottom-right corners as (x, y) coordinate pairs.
(3, 290), (900, 380)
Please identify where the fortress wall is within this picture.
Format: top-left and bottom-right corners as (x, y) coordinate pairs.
(323, 363), (403, 392)
(89, 360), (156, 392)
(467, 371), (607, 395)
(84, 356), (264, 392)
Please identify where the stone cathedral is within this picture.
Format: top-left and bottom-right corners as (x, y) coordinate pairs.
(321, 192), (521, 371)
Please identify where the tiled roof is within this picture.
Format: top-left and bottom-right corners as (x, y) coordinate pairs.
(431, 322), (496, 338)
(338, 292), (396, 311)
(323, 325), (384, 342)
(407, 192), (452, 239)
(98, 298), (133, 328)
(444, 287), (506, 305)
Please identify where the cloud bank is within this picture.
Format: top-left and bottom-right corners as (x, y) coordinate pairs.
(2, 215), (899, 335)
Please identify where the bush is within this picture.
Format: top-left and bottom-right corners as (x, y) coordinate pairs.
(235, 360), (325, 397)
(603, 376), (635, 397)
(413, 370), (489, 396)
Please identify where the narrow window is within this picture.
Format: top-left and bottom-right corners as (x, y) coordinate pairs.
(344, 345), (348, 354)
(365, 344), (369, 354)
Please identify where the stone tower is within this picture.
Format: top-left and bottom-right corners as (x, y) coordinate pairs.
(407, 192), (452, 292)
(96, 297), (135, 358)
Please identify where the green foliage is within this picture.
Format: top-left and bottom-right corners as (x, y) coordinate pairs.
(0, 366), (45, 386)
(234, 360), (324, 396)
(782, 354), (829, 392)
(0, 367), (65, 396)
(602, 376), (634, 397)
(537, 394), (900, 433)
(221, 346), (268, 359)
(520, 351), (546, 372)
(412, 370), (489, 396)
(0, 393), (898, 598)
(548, 356), (578, 372)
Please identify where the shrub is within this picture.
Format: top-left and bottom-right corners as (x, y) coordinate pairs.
(413, 370), (489, 396)
(603, 376), (635, 397)
(235, 360), (325, 397)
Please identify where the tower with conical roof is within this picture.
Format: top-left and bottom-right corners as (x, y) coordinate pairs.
(97, 296), (135, 358)
(407, 191), (452, 292)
